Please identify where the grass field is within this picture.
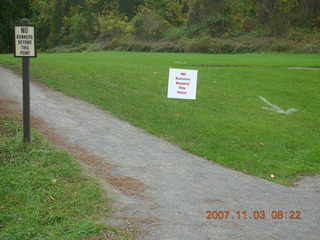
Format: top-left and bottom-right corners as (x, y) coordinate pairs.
(0, 52), (319, 185)
(0, 109), (134, 239)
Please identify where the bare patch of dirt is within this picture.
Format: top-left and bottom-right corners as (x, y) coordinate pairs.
(106, 176), (146, 198)
(0, 98), (19, 116)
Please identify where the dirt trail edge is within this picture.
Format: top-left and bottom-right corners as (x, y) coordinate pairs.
(0, 66), (319, 240)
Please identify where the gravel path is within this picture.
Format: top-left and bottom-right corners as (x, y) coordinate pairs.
(0, 66), (319, 240)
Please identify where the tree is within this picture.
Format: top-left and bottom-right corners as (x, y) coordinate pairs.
(47, 0), (64, 48)
(0, 0), (30, 53)
(300, 0), (320, 28)
(187, 0), (229, 36)
(119, 0), (144, 19)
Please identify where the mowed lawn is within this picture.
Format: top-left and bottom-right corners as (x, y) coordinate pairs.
(1, 52), (320, 185)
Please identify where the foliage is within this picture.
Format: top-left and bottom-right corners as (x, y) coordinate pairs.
(131, 6), (170, 40)
(1, 0), (320, 53)
(119, 0), (144, 19)
(143, 0), (189, 26)
(186, 0), (230, 36)
(163, 27), (186, 41)
(97, 11), (133, 41)
(0, 0), (31, 53)
(69, 13), (90, 43)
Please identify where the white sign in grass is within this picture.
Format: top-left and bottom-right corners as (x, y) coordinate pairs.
(167, 68), (198, 100)
(14, 25), (36, 57)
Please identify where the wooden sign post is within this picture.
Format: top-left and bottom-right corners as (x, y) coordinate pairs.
(14, 18), (37, 143)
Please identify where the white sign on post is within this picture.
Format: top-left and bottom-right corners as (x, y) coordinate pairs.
(167, 68), (198, 100)
(14, 25), (36, 57)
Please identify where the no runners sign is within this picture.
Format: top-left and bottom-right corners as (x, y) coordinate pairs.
(13, 19), (37, 143)
(167, 68), (198, 100)
(14, 25), (36, 57)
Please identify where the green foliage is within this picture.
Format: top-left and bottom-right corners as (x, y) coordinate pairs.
(186, 13), (231, 37)
(119, 0), (144, 19)
(228, 0), (257, 33)
(163, 27), (186, 41)
(1, 0), (320, 53)
(97, 11), (133, 40)
(47, 0), (64, 48)
(131, 6), (170, 40)
(116, 41), (184, 52)
(0, 0), (31, 53)
(143, 0), (189, 26)
(182, 35), (213, 53)
(69, 14), (90, 43)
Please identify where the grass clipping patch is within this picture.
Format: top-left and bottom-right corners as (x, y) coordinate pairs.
(0, 113), (133, 240)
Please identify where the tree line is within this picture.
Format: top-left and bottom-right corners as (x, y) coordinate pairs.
(1, 0), (319, 53)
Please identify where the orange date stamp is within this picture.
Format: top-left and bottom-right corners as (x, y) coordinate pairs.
(206, 210), (302, 220)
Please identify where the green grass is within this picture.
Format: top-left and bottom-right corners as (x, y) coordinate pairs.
(0, 113), (134, 240)
(1, 52), (320, 185)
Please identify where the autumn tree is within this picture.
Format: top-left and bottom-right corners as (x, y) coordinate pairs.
(0, 0), (30, 53)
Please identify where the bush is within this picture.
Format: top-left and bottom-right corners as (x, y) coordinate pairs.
(149, 42), (184, 53)
(97, 11), (133, 41)
(69, 14), (90, 43)
(46, 45), (74, 53)
(269, 43), (291, 52)
(131, 7), (170, 41)
(47, 29), (320, 54)
(299, 43), (320, 53)
(163, 27), (186, 41)
(181, 36), (261, 54)
(85, 42), (104, 52)
(111, 41), (183, 53)
(182, 36), (212, 53)
(46, 43), (92, 53)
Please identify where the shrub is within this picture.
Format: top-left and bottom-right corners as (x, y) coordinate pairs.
(131, 7), (170, 41)
(269, 43), (291, 52)
(97, 11), (133, 41)
(299, 43), (320, 53)
(69, 14), (91, 44)
(163, 27), (186, 41)
(46, 45), (74, 53)
(182, 36), (212, 53)
(85, 42), (104, 52)
(149, 42), (184, 53)
(46, 43), (92, 53)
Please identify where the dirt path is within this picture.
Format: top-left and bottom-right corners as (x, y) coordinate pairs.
(0, 66), (319, 240)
